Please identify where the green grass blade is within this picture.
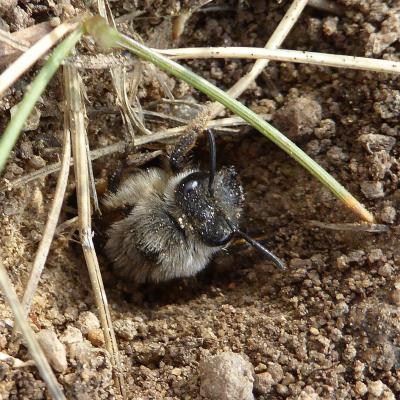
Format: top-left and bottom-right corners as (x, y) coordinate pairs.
(84, 16), (373, 223)
(0, 28), (83, 174)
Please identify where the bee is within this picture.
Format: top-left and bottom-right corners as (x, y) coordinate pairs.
(103, 129), (285, 283)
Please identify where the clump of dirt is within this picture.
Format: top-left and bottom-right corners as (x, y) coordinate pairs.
(1, 1), (400, 399)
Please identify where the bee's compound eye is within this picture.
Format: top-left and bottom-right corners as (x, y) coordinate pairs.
(177, 172), (208, 199)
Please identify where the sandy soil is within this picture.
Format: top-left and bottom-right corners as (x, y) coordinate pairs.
(1, 0), (400, 399)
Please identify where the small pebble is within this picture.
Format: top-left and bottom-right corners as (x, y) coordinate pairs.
(276, 383), (289, 396)
(336, 255), (349, 271)
(28, 155), (46, 169)
(368, 249), (383, 263)
(389, 289), (400, 305)
(323, 16), (338, 36)
(63, 373), (77, 386)
(199, 352), (254, 400)
(267, 362), (283, 383)
(314, 119), (336, 139)
(68, 341), (92, 364)
(378, 263), (392, 277)
(36, 329), (67, 373)
(273, 96), (322, 139)
(254, 372), (273, 395)
(10, 104), (41, 131)
(76, 311), (100, 335)
(360, 181), (384, 199)
(326, 146), (349, 164)
(20, 141), (33, 159)
(87, 328), (105, 347)
(282, 372), (296, 385)
(381, 388), (396, 400)
(368, 380), (384, 397)
(348, 250), (366, 264)
(298, 385), (320, 400)
(114, 319), (138, 341)
(380, 205), (396, 224)
(60, 326), (83, 345)
(171, 368), (182, 376)
(355, 381), (367, 396)
(310, 327), (319, 336)
(358, 133), (396, 152)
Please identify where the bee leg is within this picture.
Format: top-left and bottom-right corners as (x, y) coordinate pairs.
(170, 130), (198, 172)
(108, 160), (125, 193)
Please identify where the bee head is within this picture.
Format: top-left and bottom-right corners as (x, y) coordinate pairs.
(174, 130), (285, 270)
(175, 167), (243, 247)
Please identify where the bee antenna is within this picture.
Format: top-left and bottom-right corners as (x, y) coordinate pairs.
(236, 229), (286, 270)
(206, 129), (217, 196)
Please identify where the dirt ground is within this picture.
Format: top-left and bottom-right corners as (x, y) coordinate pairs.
(1, 0), (400, 399)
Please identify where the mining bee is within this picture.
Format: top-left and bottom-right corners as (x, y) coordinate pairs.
(103, 129), (285, 283)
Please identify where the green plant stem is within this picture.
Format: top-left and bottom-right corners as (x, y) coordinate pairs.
(0, 28), (83, 174)
(84, 16), (374, 223)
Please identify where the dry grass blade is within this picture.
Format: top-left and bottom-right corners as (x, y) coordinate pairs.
(0, 261), (65, 399)
(309, 220), (389, 233)
(97, 0), (144, 141)
(0, 29), (29, 52)
(112, 65), (152, 137)
(0, 21), (79, 98)
(158, 47), (400, 74)
(0, 22), (56, 66)
(63, 64), (125, 398)
(209, 0), (308, 118)
(20, 128), (71, 318)
(84, 132), (100, 213)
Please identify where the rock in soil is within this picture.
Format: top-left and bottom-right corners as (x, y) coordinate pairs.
(199, 352), (254, 400)
(273, 96), (322, 140)
(36, 329), (67, 373)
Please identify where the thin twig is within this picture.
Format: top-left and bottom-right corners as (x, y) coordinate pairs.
(4, 115), (267, 190)
(158, 47), (400, 74)
(3, 142), (127, 190)
(0, 21), (80, 99)
(63, 64), (125, 398)
(209, 0), (309, 118)
(55, 216), (79, 235)
(0, 262), (65, 399)
(20, 128), (71, 318)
